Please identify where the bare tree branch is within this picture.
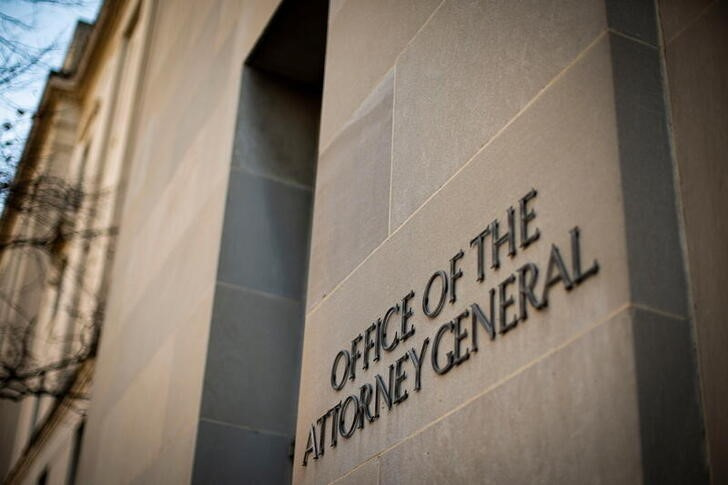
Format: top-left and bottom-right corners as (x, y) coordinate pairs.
(0, 171), (113, 403)
(0, 0), (105, 406)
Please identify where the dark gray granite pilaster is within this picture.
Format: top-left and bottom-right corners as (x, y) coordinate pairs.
(606, 1), (708, 481)
(632, 307), (707, 484)
(192, 420), (292, 485)
(192, 57), (319, 483)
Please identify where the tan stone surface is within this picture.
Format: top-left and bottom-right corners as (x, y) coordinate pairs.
(81, 288), (211, 485)
(327, 0), (347, 23)
(319, 0), (441, 151)
(295, 35), (628, 484)
(332, 458), (379, 485)
(89, 337), (174, 482)
(662, 2), (728, 482)
(307, 70), (393, 310)
(389, 0), (606, 230)
(378, 308), (642, 485)
(76, 1), (282, 483)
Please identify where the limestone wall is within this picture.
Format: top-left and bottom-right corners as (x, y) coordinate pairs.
(294, 1), (708, 483)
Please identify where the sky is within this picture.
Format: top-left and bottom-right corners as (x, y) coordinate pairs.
(0, 0), (102, 166)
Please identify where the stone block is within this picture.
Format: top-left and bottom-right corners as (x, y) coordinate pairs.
(609, 32), (687, 316)
(378, 309), (642, 485)
(217, 169), (312, 300)
(200, 283), (304, 435)
(332, 458), (379, 485)
(605, 0), (658, 46)
(232, 67), (319, 187)
(307, 70), (393, 309)
(372, 307), (707, 484)
(390, 0), (606, 229)
(192, 420), (291, 485)
(631, 308), (707, 483)
(319, 0), (441, 150)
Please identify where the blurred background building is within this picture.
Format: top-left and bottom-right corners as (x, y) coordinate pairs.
(0, 0), (726, 484)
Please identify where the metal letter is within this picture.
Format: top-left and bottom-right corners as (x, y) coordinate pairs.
(519, 188), (540, 248)
(406, 337), (430, 391)
(491, 207), (516, 270)
(349, 334), (362, 381)
(400, 290), (416, 341)
(498, 273), (518, 334)
(393, 353), (409, 405)
(422, 270), (448, 318)
(541, 243), (574, 307)
(379, 304), (400, 352)
(374, 365), (394, 418)
(302, 424), (320, 466)
(449, 250), (465, 303)
(471, 294), (496, 353)
(452, 309), (471, 365)
(338, 395), (361, 439)
(570, 226), (599, 284)
(331, 350), (350, 391)
(431, 321), (455, 375)
(517, 262), (544, 322)
(359, 384), (376, 424)
(470, 227), (491, 282)
(363, 323), (377, 370)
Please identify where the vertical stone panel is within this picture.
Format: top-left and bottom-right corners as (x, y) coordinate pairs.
(605, 0), (659, 45)
(194, 56), (319, 482)
(217, 169), (312, 299)
(632, 308), (707, 483)
(319, 0), (441, 150)
(608, 32), (688, 316)
(232, 68), (320, 186)
(192, 420), (292, 485)
(200, 284), (303, 434)
(307, 70), (394, 310)
(604, 0), (709, 477)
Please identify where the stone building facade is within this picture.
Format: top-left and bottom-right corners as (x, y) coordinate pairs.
(0, 0), (726, 484)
